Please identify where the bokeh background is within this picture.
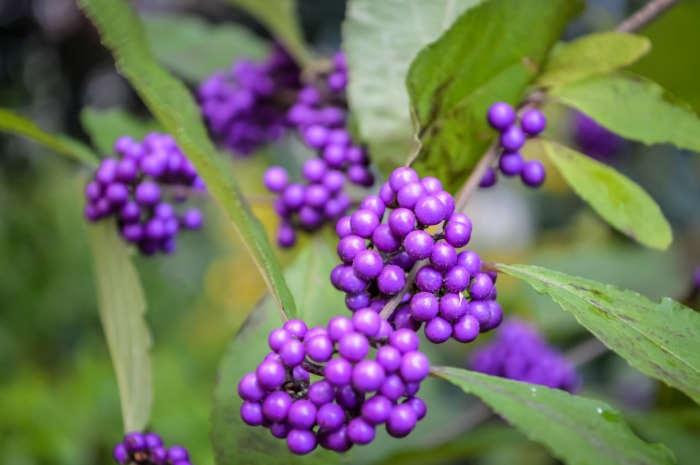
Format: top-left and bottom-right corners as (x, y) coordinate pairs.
(1, 0), (700, 464)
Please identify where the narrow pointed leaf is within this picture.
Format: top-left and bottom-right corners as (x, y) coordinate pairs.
(496, 263), (700, 405)
(433, 366), (676, 465)
(343, 0), (480, 173)
(77, 0), (296, 319)
(538, 32), (651, 87)
(550, 73), (700, 152)
(211, 240), (345, 464)
(0, 108), (99, 166)
(88, 222), (152, 432)
(141, 12), (266, 84)
(406, 0), (583, 192)
(224, 0), (310, 66)
(539, 139), (672, 249)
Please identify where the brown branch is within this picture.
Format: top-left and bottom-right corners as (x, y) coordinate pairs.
(616, 0), (679, 33)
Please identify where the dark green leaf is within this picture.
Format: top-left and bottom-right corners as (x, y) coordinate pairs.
(343, 0), (480, 173)
(80, 107), (160, 156)
(406, 0), (582, 193)
(538, 32), (650, 88)
(88, 222), (152, 433)
(223, 0), (310, 67)
(550, 73), (700, 152)
(0, 107), (99, 166)
(433, 366), (676, 465)
(538, 139), (672, 249)
(496, 263), (700, 405)
(141, 12), (267, 84)
(77, 0), (296, 319)
(211, 240), (345, 465)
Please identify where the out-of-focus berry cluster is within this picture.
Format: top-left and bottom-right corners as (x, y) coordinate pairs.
(263, 52), (375, 248)
(238, 313), (429, 455)
(84, 133), (204, 256)
(331, 167), (502, 344)
(197, 44), (302, 155)
(469, 317), (579, 393)
(481, 102), (547, 188)
(113, 431), (192, 465)
(573, 111), (625, 160)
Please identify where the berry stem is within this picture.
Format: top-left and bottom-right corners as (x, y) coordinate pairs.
(453, 141), (499, 213)
(615, 0), (679, 33)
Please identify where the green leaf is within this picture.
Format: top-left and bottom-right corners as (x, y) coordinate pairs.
(496, 263), (700, 405)
(211, 240), (345, 465)
(538, 139), (672, 249)
(224, 0), (310, 67)
(77, 0), (296, 319)
(538, 32), (651, 88)
(433, 366), (676, 465)
(141, 12), (267, 84)
(88, 222), (152, 433)
(550, 73), (700, 152)
(343, 0), (480, 173)
(80, 107), (161, 156)
(406, 0), (583, 193)
(0, 107), (99, 166)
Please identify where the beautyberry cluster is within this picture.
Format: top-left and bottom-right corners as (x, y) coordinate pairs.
(469, 317), (579, 393)
(197, 44), (301, 155)
(331, 166), (502, 344)
(84, 133), (204, 256)
(113, 431), (192, 465)
(264, 52), (375, 248)
(573, 111), (624, 160)
(238, 313), (430, 455)
(481, 102), (547, 188)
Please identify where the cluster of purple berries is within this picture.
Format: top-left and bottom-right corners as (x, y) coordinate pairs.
(469, 317), (579, 393)
(264, 52), (375, 248)
(573, 111), (625, 160)
(197, 44), (301, 155)
(113, 431), (191, 465)
(481, 102), (547, 188)
(331, 166), (502, 344)
(238, 313), (430, 455)
(83, 133), (204, 256)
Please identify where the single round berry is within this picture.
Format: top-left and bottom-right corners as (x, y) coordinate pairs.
(457, 250), (482, 276)
(263, 391), (293, 422)
(376, 345), (402, 372)
(389, 167), (419, 192)
(429, 242), (457, 272)
(409, 292), (440, 322)
(440, 293), (468, 321)
(256, 359), (286, 390)
(352, 308), (381, 337)
(287, 429), (317, 455)
(403, 230), (434, 260)
(453, 314), (480, 342)
(404, 397), (427, 421)
(241, 401), (265, 426)
(360, 195), (386, 218)
(316, 403), (345, 432)
(415, 265), (443, 293)
(500, 125), (526, 152)
(353, 250), (384, 280)
(521, 160), (546, 187)
(424, 317), (453, 343)
(388, 208), (416, 237)
(414, 195), (447, 226)
(350, 209), (380, 238)
(396, 182), (426, 210)
(361, 395), (393, 425)
(499, 151), (524, 176)
(167, 446), (189, 463)
(386, 404), (418, 438)
(377, 265), (407, 295)
(389, 328), (419, 354)
(238, 373), (266, 401)
(372, 224), (402, 253)
(480, 167), (497, 188)
(264, 166), (289, 192)
(520, 109), (547, 136)
(487, 102), (516, 131)
(305, 334), (333, 362)
(328, 315), (354, 342)
(308, 380), (335, 406)
(347, 417), (376, 445)
(470, 273), (495, 300)
(338, 332), (370, 362)
(444, 265), (470, 293)
(324, 358), (353, 386)
(420, 176), (443, 194)
(400, 351), (430, 382)
(352, 359), (386, 392)
(278, 338), (305, 367)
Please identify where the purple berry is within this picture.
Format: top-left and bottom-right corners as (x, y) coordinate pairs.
(429, 242), (457, 272)
(352, 359), (386, 392)
(388, 208), (416, 237)
(287, 429), (317, 455)
(424, 317), (453, 343)
(263, 391), (293, 422)
(386, 404), (418, 438)
(400, 351), (430, 382)
(409, 292), (440, 322)
(470, 273), (495, 300)
(238, 373), (266, 401)
(389, 167), (419, 192)
(377, 265), (406, 295)
(241, 401), (265, 426)
(500, 125), (526, 152)
(347, 417), (375, 445)
(389, 328), (419, 354)
(439, 293), (468, 321)
(361, 395), (393, 425)
(350, 209), (380, 238)
(415, 265), (443, 293)
(396, 182), (426, 209)
(521, 160), (546, 187)
(453, 314), (480, 342)
(499, 151), (524, 176)
(487, 102), (516, 131)
(403, 230), (434, 260)
(324, 358), (353, 386)
(372, 224), (402, 253)
(113, 444), (128, 463)
(520, 109), (547, 136)
(337, 235), (366, 264)
(353, 250), (383, 280)
(352, 308), (381, 337)
(256, 359), (286, 390)
(480, 167), (497, 188)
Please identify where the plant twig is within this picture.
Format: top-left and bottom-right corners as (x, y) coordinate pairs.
(378, 258), (428, 319)
(615, 0), (679, 33)
(453, 142), (499, 214)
